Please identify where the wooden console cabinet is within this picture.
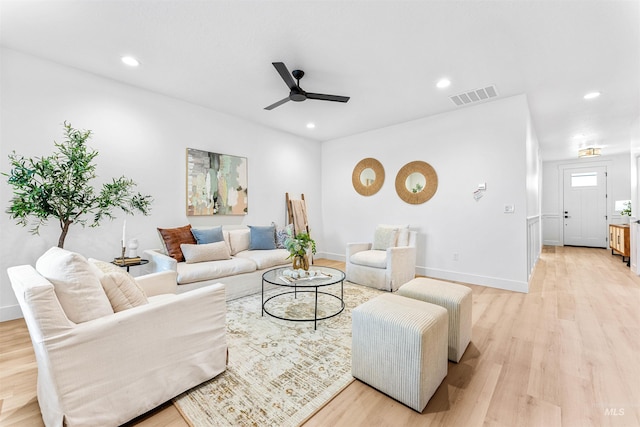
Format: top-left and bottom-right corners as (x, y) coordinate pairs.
(609, 224), (630, 265)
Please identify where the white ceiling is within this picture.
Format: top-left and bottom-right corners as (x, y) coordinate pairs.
(1, 0), (638, 161)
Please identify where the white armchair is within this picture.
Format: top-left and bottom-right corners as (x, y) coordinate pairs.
(346, 227), (417, 291)
(8, 264), (227, 427)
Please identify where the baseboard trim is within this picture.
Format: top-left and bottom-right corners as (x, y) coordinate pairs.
(543, 240), (562, 246)
(416, 267), (528, 293)
(319, 252), (528, 293)
(1, 304), (23, 322)
(317, 252), (345, 262)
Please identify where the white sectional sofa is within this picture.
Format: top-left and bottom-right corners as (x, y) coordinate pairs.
(145, 225), (291, 300)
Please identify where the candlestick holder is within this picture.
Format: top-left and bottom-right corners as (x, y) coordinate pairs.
(121, 241), (126, 264)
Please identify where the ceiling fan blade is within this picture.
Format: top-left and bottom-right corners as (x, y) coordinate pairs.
(264, 96), (291, 110)
(272, 62), (297, 90)
(306, 93), (350, 103)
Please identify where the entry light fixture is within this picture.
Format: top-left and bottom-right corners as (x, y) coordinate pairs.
(583, 91), (600, 100)
(306, 122), (316, 129)
(578, 147), (601, 158)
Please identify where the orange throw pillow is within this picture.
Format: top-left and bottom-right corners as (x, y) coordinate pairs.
(158, 224), (197, 262)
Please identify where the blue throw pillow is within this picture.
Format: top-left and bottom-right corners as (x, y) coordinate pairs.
(191, 226), (224, 244)
(249, 225), (276, 250)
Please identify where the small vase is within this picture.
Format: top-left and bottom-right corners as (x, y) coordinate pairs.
(292, 254), (309, 270)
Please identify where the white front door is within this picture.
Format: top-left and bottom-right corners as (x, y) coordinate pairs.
(563, 166), (607, 248)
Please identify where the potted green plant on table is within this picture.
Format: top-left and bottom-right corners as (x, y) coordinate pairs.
(284, 229), (316, 270)
(4, 122), (153, 249)
(621, 201), (632, 216)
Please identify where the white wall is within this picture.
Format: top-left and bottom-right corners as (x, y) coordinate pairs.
(0, 48), (322, 320)
(321, 95), (534, 292)
(525, 110), (542, 279)
(630, 116), (640, 215)
(627, 116), (640, 273)
(541, 153), (631, 247)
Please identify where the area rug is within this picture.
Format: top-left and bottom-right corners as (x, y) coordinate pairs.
(173, 281), (383, 427)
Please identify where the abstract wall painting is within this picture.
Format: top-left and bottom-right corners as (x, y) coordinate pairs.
(186, 148), (248, 216)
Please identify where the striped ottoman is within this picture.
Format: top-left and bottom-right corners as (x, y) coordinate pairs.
(351, 293), (448, 412)
(398, 278), (472, 363)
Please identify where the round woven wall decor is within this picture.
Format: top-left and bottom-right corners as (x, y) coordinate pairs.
(395, 161), (438, 204)
(352, 158), (385, 196)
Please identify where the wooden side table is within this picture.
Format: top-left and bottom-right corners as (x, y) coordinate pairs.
(609, 224), (630, 266)
(111, 259), (149, 273)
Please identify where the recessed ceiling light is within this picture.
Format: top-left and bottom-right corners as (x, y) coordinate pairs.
(583, 91), (600, 100)
(436, 78), (451, 89)
(121, 56), (140, 67)
(306, 123), (316, 129)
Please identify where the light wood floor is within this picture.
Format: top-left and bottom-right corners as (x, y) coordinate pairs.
(1, 247), (639, 426)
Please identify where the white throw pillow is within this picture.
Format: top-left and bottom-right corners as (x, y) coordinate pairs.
(378, 224), (411, 246)
(88, 258), (148, 312)
(99, 271), (148, 312)
(36, 247), (114, 323)
(227, 228), (251, 255)
(372, 226), (399, 250)
(88, 258), (127, 274)
(181, 241), (232, 263)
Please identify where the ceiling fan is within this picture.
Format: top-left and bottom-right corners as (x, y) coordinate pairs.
(264, 62), (350, 110)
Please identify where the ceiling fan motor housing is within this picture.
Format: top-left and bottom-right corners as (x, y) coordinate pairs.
(290, 88), (307, 101)
(290, 70), (306, 101)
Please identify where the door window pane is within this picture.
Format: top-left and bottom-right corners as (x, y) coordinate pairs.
(571, 172), (597, 187)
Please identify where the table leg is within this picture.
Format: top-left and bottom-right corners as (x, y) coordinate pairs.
(314, 287), (318, 330)
(261, 279), (264, 317)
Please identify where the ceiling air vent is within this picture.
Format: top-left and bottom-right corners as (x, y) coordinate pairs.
(449, 85), (498, 106)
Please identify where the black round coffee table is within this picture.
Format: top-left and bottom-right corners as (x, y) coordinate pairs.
(261, 266), (345, 330)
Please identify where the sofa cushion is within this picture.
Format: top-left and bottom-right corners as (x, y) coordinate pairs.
(373, 226), (399, 250)
(248, 225), (277, 250)
(99, 271), (149, 312)
(191, 226), (224, 244)
(181, 241), (231, 264)
(158, 224), (197, 262)
(228, 228), (250, 255)
(350, 249), (388, 269)
(176, 257), (257, 285)
(234, 248), (291, 269)
(35, 247), (114, 323)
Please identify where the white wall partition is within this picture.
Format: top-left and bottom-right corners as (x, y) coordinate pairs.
(628, 116), (640, 273)
(0, 48), (322, 320)
(321, 95), (536, 293)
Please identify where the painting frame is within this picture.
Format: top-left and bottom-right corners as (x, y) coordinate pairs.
(186, 148), (248, 216)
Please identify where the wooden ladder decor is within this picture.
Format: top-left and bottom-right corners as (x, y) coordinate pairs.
(286, 192), (309, 236)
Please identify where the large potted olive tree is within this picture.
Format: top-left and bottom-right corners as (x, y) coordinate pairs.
(4, 122), (152, 248)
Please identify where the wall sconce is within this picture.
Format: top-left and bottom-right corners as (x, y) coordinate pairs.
(578, 147), (601, 158)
